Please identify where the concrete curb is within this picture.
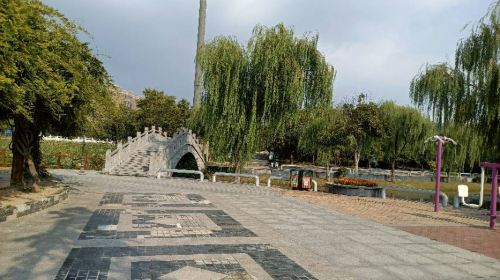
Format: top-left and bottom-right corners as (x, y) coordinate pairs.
(0, 187), (70, 223)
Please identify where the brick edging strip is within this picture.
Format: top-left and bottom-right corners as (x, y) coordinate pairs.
(0, 187), (70, 223)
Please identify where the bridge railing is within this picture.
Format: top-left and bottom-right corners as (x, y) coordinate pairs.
(104, 126), (164, 172)
(212, 172), (260, 187)
(148, 146), (167, 176)
(157, 169), (204, 181)
(104, 126), (207, 175)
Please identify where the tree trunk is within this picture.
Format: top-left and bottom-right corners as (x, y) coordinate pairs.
(32, 132), (48, 178)
(354, 149), (360, 174)
(10, 140), (24, 188)
(25, 152), (41, 192)
(391, 160), (396, 182)
(234, 161), (241, 183)
(326, 162), (330, 180)
(10, 116), (40, 192)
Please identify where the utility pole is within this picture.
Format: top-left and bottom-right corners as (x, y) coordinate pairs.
(193, 0), (207, 109)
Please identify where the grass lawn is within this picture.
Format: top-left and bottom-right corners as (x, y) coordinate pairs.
(373, 179), (490, 197)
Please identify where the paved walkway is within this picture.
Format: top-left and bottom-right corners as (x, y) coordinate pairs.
(1, 170), (500, 279)
(282, 190), (500, 262)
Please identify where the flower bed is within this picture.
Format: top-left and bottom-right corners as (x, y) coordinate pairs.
(333, 178), (377, 187)
(328, 178), (384, 198)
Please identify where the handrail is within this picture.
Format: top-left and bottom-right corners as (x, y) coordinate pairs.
(212, 172), (260, 186)
(104, 126), (207, 173)
(383, 186), (448, 207)
(280, 164), (300, 170)
(267, 176), (284, 187)
(157, 169), (204, 181)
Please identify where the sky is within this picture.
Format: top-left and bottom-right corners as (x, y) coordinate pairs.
(42, 0), (493, 105)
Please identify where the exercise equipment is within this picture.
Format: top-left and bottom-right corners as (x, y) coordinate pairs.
(425, 135), (457, 212)
(457, 167), (485, 209)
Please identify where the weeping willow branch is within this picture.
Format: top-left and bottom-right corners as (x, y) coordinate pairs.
(410, 2), (499, 161)
(192, 24), (335, 169)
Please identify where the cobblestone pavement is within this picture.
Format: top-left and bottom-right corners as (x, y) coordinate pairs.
(0, 170), (500, 279)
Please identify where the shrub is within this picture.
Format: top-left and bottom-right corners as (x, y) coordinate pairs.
(333, 177), (377, 187)
(336, 167), (348, 178)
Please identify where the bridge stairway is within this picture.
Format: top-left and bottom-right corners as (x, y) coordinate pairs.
(108, 144), (160, 176)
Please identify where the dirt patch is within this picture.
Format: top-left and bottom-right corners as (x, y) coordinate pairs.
(0, 179), (65, 208)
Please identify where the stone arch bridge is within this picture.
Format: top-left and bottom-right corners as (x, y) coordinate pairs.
(103, 127), (207, 176)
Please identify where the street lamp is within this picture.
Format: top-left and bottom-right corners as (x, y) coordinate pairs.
(79, 135), (86, 175)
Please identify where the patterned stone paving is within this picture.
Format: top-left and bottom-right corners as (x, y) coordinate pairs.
(2, 170), (500, 280)
(58, 191), (313, 279)
(79, 207), (256, 239)
(56, 244), (316, 280)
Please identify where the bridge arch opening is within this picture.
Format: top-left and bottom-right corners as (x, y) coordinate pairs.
(173, 152), (200, 178)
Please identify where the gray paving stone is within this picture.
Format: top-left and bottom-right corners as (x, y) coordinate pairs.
(1, 169), (499, 280)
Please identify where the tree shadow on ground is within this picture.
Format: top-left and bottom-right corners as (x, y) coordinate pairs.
(1, 206), (94, 279)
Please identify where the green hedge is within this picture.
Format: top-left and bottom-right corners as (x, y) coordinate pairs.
(0, 136), (115, 170)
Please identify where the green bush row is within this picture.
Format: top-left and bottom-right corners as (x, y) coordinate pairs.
(0, 137), (115, 170)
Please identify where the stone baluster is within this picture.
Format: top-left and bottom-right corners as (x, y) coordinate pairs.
(127, 136), (132, 155)
(136, 131), (141, 147)
(117, 141), (123, 164)
(144, 127), (149, 142)
(104, 149), (111, 171)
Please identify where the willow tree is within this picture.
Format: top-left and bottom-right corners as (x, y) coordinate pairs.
(410, 64), (464, 129)
(441, 123), (483, 174)
(410, 2), (499, 158)
(341, 95), (384, 174)
(380, 102), (434, 181)
(0, 0), (111, 190)
(297, 107), (349, 178)
(192, 24), (335, 170)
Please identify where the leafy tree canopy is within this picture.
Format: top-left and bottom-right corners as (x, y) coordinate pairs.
(380, 101), (435, 180)
(192, 24), (335, 169)
(410, 1), (499, 160)
(136, 88), (190, 136)
(0, 0), (112, 190)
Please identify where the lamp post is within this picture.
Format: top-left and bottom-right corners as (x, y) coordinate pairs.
(193, 0), (207, 109)
(425, 135), (457, 212)
(79, 136), (86, 175)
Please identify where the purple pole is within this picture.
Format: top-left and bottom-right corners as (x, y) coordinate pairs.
(490, 168), (498, 229)
(435, 140), (443, 212)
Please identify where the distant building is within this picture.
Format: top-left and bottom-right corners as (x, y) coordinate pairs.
(110, 85), (142, 110)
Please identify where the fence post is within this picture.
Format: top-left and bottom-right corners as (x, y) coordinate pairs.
(83, 154), (88, 169)
(56, 152), (62, 168)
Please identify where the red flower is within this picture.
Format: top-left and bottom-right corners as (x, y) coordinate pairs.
(333, 178), (377, 187)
